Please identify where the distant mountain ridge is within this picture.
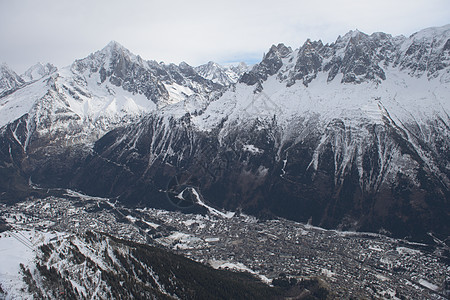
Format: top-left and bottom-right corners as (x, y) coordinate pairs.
(0, 25), (449, 240)
(21, 62), (57, 82)
(195, 61), (249, 86)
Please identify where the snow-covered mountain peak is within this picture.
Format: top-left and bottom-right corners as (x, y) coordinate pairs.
(104, 40), (127, 51)
(195, 61), (246, 86)
(177, 61), (200, 77)
(0, 63), (17, 75)
(300, 38), (323, 49)
(21, 62), (57, 82)
(71, 41), (143, 76)
(398, 24), (450, 78)
(178, 61), (191, 69)
(206, 61), (220, 68)
(239, 25), (450, 89)
(408, 24), (450, 41)
(266, 43), (293, 60)
(401, 24), (450, 55)
(68, 41), (223, 107)
(0, 63), (25, 96)
(369, 31), (394, 40)
(0, 40), (227, 140)
(200, 61), (224, 73)
(343, 29), (367, 40)
(196, 26), (450, 133)
(333, 29), (370, 50)
(238, 43), (293, 87)
(99, 40), (141, 63)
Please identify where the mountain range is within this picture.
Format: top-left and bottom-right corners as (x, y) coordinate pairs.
(0, 25), (449, 241)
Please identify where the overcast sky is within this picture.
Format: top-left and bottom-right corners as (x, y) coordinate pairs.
(1, 0), (449, 73)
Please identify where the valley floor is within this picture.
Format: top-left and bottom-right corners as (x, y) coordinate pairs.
(0, 192), (448, 299)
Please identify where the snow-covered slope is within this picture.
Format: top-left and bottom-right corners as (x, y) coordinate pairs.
(0, 66), (156, 150)
(239, 24), (450, 89)
(193, 58), (449, 186)
(0, 230), (62, 299)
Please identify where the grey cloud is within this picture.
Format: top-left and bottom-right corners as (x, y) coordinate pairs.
(1, 0), (449, 73)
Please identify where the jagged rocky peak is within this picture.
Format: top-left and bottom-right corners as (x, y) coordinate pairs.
(0, 63), (25, 96)
(288, 39), (324, 86)
(70, 40), (146, 77)
(239, 43), (292, 86)
(332, 29), (387, 83)
(204, 61), (221, 68)
(196, 61), (223, 73)
(67, 41), (226, 105)
(195, 61), (228, 85)
(318, 28), (400, 83)
(368, 32), (403, 64)
(178, 61), (197, 77)
(195, 61), (247, 86)
(21, 62), (57, 82)
(268, 43), (293, 58)
(98, 40), (143, 65)
(103, 40), (132, 54)
(341, 29), (368, 42)
(406, 24), (450, 45)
